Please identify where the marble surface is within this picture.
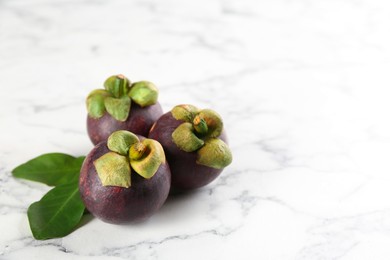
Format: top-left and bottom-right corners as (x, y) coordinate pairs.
(1, 0), (390, 259)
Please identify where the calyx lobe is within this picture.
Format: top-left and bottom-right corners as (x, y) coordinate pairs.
(86, 74), (159, 121)
(171, 104), (232, 169)
(94, 130), (165, 187)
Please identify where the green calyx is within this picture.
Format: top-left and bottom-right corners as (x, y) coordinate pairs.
(94, 130), (165, 187)
(107, 130), (139, 155)
(171, 104), (200, 122)
(172, 122), (204, 152)
(171, 104), (232, 169)
(86, 75), (159, 121)
(86, 89), (112, 119)
(130, 139), (165, 179)
(128, 81), (158, 107)
(93, 152), (131, 188)
(197, 138), (232, 169)
(104, 74), (130, 98)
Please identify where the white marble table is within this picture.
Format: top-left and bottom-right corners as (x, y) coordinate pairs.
(1, 0), (390, 259)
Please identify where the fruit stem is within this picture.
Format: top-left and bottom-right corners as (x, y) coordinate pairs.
(111, 75), (128, 97)
(193, 115), (208, 135)
(129, 142), (147, 161)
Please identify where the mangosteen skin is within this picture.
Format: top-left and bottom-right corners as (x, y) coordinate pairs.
(79, 141), (171, 224)
(148, 112), (228, 191)
(87, 102), (163, 145)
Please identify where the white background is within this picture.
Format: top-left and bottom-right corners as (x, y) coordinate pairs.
(1, 0), (390, 259)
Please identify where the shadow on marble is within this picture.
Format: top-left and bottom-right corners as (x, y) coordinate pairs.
(75, 211), (95, 230)
(152, 188), (213, 221)
(164, 188), (206, 206)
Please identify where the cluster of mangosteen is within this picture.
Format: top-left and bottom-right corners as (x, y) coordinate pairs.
(80, 74), (233, 224)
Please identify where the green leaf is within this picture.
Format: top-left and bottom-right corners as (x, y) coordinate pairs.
(197, 138), (232, 169)
(12, 154), (85, 186)
(27, 181), (85, 240)
(128, 81), (158, 107)
(104, 96), (131, 122)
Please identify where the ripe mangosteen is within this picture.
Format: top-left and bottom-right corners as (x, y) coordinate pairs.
(79, 130), (171, 224)
(86, 74), (163, 145)
(148, 104), (232, 191)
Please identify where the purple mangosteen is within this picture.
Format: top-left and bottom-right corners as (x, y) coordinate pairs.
(79, 130), (171, 224)
(148, 104), (232, 191)
(86, 74), (163, 145)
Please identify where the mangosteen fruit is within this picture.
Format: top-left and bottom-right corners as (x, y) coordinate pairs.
(148, 104), (232, 191)
(79, 130), (171, 224)
(86, 74), (163, 145)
